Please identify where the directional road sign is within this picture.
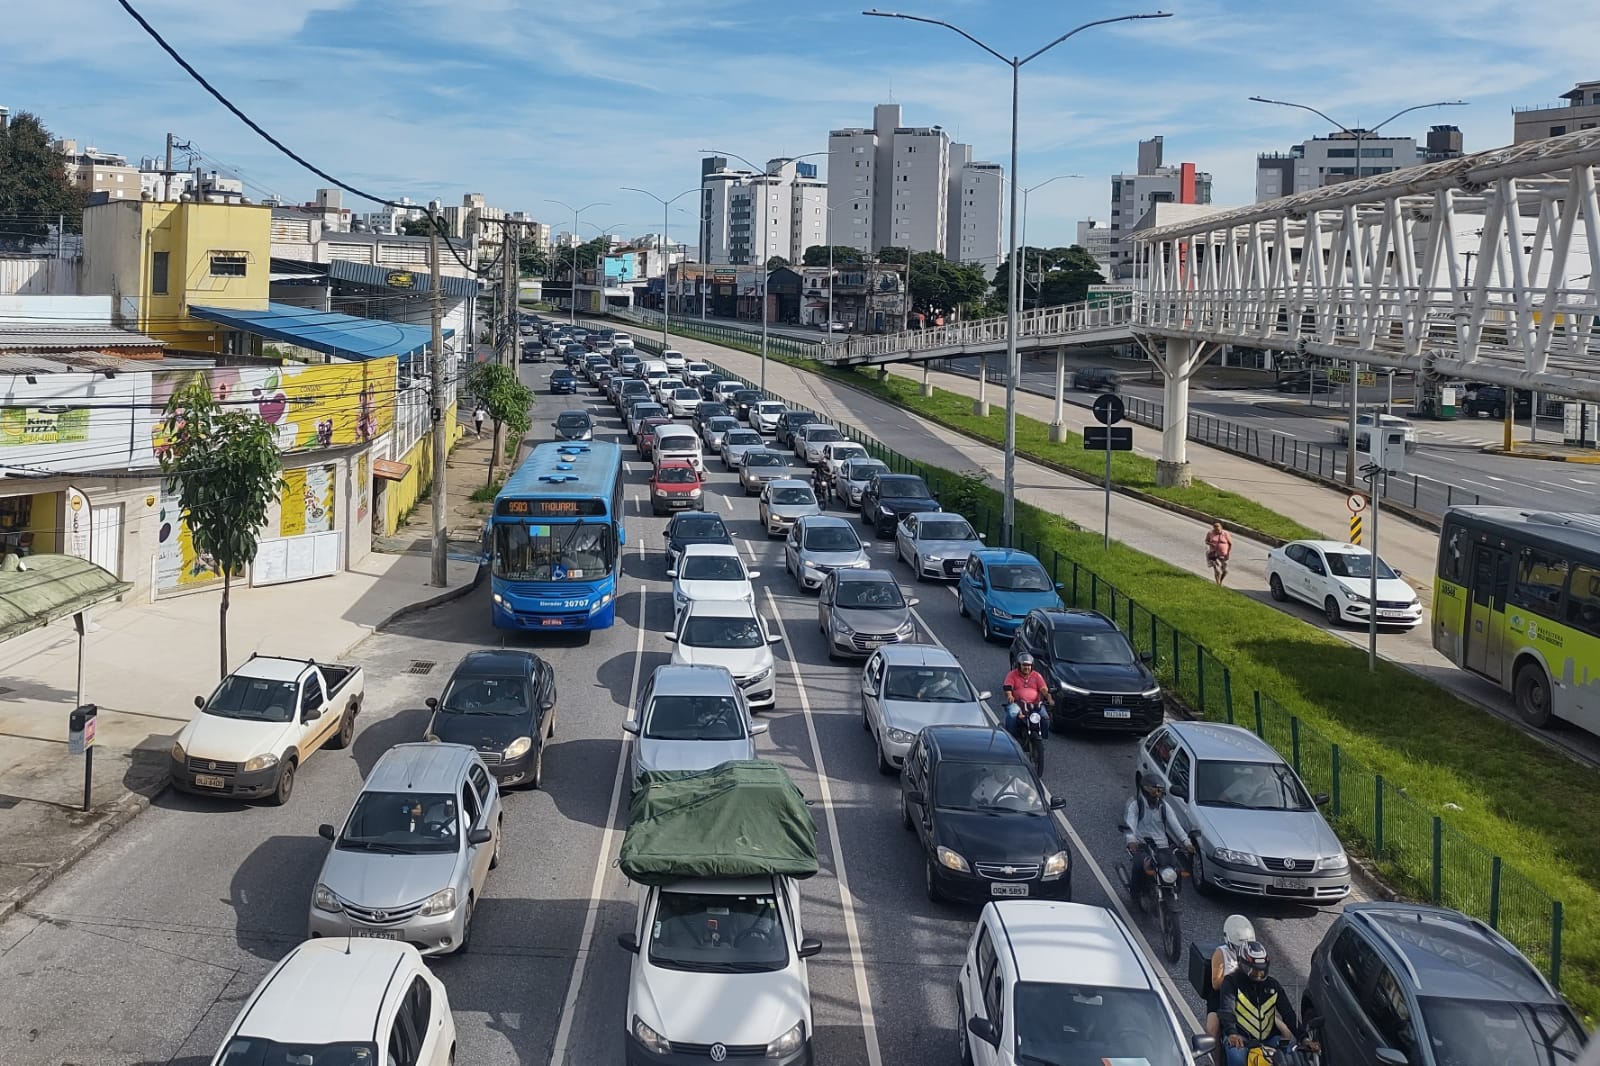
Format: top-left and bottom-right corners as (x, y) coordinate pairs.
(1084, 426), (1133, 450)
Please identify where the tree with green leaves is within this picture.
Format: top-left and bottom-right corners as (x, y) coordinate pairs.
(467, 362), (533, 487)
(766, 255), (790, 270)
(519, 244), (548, 277)
(158, 378), (286, 679)
(991, 245), (1104, 311)
(400, 216), (435, 238)
(0, 111), (86, 250)
(801, 245), (863, 267)
(549, 237), (612, 281)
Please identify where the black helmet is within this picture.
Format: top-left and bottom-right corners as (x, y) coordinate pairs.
(1241, 941), (1270, 982)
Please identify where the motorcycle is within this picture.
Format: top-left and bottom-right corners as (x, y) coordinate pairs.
(1116, 830), (1190, 963)
(1223, 1036), (1321, 1066)
(1006, 701), (1048, 775)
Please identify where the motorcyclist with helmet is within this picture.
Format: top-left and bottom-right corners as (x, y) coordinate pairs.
(1217, 942), (1318, 1066)
(1002, 653), (1053, 740)
(1121, 777), (1193, 902)
(1206, 916), (1258, 1043)
(811, 461), (831, 502)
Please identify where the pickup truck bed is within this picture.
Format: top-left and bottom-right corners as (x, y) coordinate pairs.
(317, 662), (359, 699)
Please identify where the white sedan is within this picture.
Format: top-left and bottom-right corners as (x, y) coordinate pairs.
(668, 543), (762, 619)
(1265, 539), (1422, 628)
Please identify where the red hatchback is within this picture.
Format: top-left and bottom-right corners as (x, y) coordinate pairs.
(649, 460), (705, 515)
(637, 417), (675, 460)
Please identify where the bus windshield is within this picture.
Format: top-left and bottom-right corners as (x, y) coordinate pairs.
(494, 520), (613, 581)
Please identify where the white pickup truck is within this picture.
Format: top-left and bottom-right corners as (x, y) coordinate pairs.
(169, 655), (365, 806)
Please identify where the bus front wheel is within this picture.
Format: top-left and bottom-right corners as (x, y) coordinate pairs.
(1514, 662), (1553, 728)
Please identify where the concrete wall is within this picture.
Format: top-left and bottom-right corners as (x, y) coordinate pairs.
(378, 404), (463, 535)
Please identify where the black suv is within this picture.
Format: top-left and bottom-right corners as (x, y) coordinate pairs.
(1304, 902), (1583, 1066)
(1007, 609), (1162, 732)
(1463, 385), (1532, 419)
(731, 389), (764, 421)
(900, 725), (1070, 904)
(860, 473), (940, 536)
(774, 410), (818, 449)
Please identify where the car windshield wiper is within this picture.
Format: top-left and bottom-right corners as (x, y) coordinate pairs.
(1016, 1053), (1064, 1066)
(340, 840), (417, 854)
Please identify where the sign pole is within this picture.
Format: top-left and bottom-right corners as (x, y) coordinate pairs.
(1103, 433), (1112, 550)
(1368, 469), (1380, 674)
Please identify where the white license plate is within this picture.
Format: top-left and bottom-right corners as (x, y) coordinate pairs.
(1270, 876), (1305, 890)
(862, 639), (886, 649)
(192, 773), (226, 789)
(990, 883), (1030, 897)
(1377, 610), (1411, 619)
(351, 929), (400, 940)
(1102, 709), (1132, 719)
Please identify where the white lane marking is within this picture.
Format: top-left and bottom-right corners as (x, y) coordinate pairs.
(721, 492), (734, 513)
(763, 588), (885, 1066)
(548, 586), (648, 1066)
(1484, 475), (1507, 482)
(740, 536), (760, 564)
(902, 595), (1205, 1033)
(1572, 478), (1596, 486)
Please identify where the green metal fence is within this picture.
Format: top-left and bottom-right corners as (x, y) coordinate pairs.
(649, 335), (1567, 988)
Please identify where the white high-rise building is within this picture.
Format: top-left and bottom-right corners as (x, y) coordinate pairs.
(1075, 219), (1117, 280)
(699, 156), (827, 266)
(1255, 130), (1428, 202)
(946, 142), (1003, 272)
(1108, 136), (1212, 279)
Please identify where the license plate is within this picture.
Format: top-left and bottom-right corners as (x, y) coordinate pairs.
(862, 639), (886, 649)
(193, 773), (226, 789)
(540, 618), (564, 627)
(1103, 709), (1132, 719)
(1378, 610), (1410, 619)
(991, 883), (1030, 897)
(351, 929), (400, 940)
(1271, 876), (1305, 890)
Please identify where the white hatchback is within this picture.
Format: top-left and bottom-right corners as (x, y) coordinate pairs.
(667, 597), (782, 709)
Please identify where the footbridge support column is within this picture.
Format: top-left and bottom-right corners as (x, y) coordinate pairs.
(921, 360), (934, 397)
(1153, 337), (1214, 489)
(1049, 345), (1068, 442)
(974, 356), (990, 416)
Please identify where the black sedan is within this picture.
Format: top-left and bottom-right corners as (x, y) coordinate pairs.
(860, 473), (940, 536)
(693, 401), (732, 432)
(900, 725), (1070, 904)
(1007, 609), (1164, 732)
(662, 510), (733, 572)
(731, 388), (764, 421)
(550, 368), (579, 394)
(774, 410), (818, 449)
(425, 650), (556, 789)
(562, 343), (587, 365)
(552, 409), (593, 441)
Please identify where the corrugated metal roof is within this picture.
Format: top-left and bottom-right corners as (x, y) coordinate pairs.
(188, 301), (453, 361)
(0, 352), (215, 374)
(0, 328), (163, 351)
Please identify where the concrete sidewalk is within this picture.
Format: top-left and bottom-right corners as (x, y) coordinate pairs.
(0, 424), (492, 921)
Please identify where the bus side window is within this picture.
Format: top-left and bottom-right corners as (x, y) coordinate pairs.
(1440, 524), (1469, 585)
(1567, 565), (1600, 637)
(1510, 548), (1568, 613)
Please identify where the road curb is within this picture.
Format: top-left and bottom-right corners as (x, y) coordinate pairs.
(0, 787), (155, 926)
(1478, 444), (1600, 464)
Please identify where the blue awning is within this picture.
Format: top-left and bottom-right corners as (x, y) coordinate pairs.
(187, 302), (454, 362)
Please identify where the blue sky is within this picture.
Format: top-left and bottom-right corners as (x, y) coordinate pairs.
(7, 0), (1599, 250)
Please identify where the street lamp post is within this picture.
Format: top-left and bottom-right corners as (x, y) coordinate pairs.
(867, 9), (1172, 546)
(624, 186), (699, 356)
(545, 199), (609, 324)
(1248, 96), (1466, 486)
(702, 148), (829, 391)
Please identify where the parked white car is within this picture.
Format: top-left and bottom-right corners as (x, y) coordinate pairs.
(1265, 538), (1422, 628)
(1335, 411), (1418, 452)
(669, 543), (761, 617)
(209, 938), (456, 1066)
(667, 597), (782, 709)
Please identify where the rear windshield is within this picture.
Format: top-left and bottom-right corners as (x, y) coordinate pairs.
(745, 452), (785, 468)
(726, 431), (762, 446)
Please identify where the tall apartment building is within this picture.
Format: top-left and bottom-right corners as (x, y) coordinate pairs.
(1425, 125), (1464, 163)
(947, 143), (1004, 272)
(1075, 219), (1117, 280)
(1108, 137), (1211, 279)
(1255, 129), (1430, 202)
(698, 156), (826, 266)
(54, 139), (141, 202)
(1513, 79), (1600, 143)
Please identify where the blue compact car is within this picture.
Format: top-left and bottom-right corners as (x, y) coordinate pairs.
(956, 548), (1065, 642)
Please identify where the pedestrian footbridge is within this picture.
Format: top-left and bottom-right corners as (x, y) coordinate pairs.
(819, 294), (1137, 367)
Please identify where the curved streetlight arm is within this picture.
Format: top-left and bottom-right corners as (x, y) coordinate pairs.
(1371, 100), (1468, 134)
(1249, 96), (1351, 136)
(544, 198), (609, 216)
(1022, 11), (1170, 65)
(864, 10), (1009, 62)
(622, 186), (698, 208)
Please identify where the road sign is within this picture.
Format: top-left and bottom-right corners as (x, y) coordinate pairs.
(1350, 513), (1363, 545)
(1346, 493), (1368, 514)
(1327, 367), (1378, 388)
(1092, 393), (1126, 426)
(1084, 426), (1133, 450)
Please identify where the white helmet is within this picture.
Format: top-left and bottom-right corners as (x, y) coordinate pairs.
(1223, 915), (1256, 948)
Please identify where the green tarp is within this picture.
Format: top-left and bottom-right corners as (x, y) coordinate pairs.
(0, 553), (132, 643)
(619, 760), (819, 886)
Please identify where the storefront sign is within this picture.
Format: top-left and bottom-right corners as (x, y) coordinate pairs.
(386, 270), (417, 289)
(155, 485), (223, 593)
(64, 486), (92, 561)
(0, 406), (89, 446)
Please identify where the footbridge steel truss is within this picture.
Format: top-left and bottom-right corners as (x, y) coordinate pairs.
(820, 294), (1136, 367)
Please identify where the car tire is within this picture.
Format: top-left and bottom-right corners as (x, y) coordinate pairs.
(329, 707), (356, 750)
(1492, 405), (1504, 419)
(489, 819), (503, 870)
(925, 858), (944, 903)
(458, 896), (473, 955)
(860, 506), (873, 527)
(1323, 597), (1343, 626)
(913, 554), (927, 583)
(1514, 661), (1553, 728)
(1268, 573), (1287, 602)
(957, 992), (975, 1066)
(981, 614), (994, 642)
(1192, 848), (1216, 896)
(877, 744), (895, 776)
(958, 595), (969, 618)
(530, 742), (545, 790)
(269, 757), (297, 807)
(901, 793), (914, 831)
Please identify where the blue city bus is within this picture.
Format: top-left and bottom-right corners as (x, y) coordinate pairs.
(489, 440), (625, 631)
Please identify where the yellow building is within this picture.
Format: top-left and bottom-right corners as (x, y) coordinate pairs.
(81, 200), (272, 355)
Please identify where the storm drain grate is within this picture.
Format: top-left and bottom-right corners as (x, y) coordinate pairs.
(407, 660), (437, 675)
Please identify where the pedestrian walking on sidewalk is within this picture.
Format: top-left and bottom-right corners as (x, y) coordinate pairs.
(473, 404), (486, 438)
(1205, 522), (1233, 586)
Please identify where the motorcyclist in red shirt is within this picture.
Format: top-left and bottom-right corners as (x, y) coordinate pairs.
(1002, 653), (1053, 739)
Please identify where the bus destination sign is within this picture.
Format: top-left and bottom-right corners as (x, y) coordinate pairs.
(496, 497), (605, 517)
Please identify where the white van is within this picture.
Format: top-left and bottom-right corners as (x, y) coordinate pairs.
(653, 425), (704, 473)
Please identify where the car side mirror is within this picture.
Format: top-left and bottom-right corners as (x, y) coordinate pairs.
(906, 597), (920, 607)
(1055, 582), (1065, 590)
(748, 570), (762, 579)
(976, 690), (992, 701)
(617, 932), (639, 953)
(977, 532), (987, 541)
(1139, 652), (1154, 664)
(1117, 823), (1132, 833)
(303, 706), (322, 722)
(1374, 1050), (1408, 1066)
(861, 542), (873, 549)
(798, 937), (823, 959)
(317, 823), (336, 841)
(1313, 792), (1331, 807)
(768, 633), (783, 644)
(665, 569), (679, 578)
(663, 633), (678, 642)
(1191, 1034), (1218, 1055)
(1393, 568), (1403, 577)
(467, 827), (493, 846)
(751, 721), (770, 735)
(1049, 796), (1066, 810)
(906, 789), (926, 806)
(966, 1017), (999, 1048)
(622, 720), (640, 735)
(425, 696), (439, 710)
(194, 695), (205, 709)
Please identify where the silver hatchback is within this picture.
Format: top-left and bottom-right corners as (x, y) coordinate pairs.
(759, 479), (822, 537)
(739, 450), (792, 495)
(309, 742), (502, 956)
(834, 457), (890, 509)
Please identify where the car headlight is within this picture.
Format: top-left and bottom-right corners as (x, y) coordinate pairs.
(170, 740), (186, 761)
(936, 845), (970, 872)
(880, 505), (894, 516)
(242, 753), (279, 773)
(632, 1015), (672, 1055)
(989, 606), (1013, 619)
(1043, 850), (1069, 880)
(417, 887), (458, 917)
(589, 592), (613, 612)
(803, 559), (820, 569)
(312, 883), (342, 913)
(1054, 680), (1090, 696)
(1213, 847), (1260, 867)
(688, 487), (702, 497)
(747, 666), (773, 684)
(1340, 586), (1366, 602)
(1140, 685), (1163, 698)
(895, 622), (915, 638)
(850, 558), (871, 568)
(832, 618), (855, 636)
(1319, 852), (1349, 871)
(503, 736), (533, 761)
(887, 727), (916, 744)
(766, 1020), (805, 1057)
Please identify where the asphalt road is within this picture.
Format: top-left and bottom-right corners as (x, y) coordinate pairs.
(0, 361), (1349, 1066)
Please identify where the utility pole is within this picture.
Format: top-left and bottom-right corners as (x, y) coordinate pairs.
(165, 133), (174, 201)
(429, 221), (449, 588)
(505, 230), (520, 368)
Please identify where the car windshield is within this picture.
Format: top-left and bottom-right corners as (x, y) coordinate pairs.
(493, 520), (613, 582)
(648, 890), (788, 973)
(806, 429), (843, 443)
(656, 465), (698, 485)
(990, 564), (1053, 591)
(681, 555), (746, 581)
(726, 431), (762, 446)
(1195, 760), (1313, 811)
(885, 665), (973, 702)
(556, 413), (589, 428)
(204, 676), (300, 723)
(682, 615), (765, 649)
(772, 487), (816, 506)
(673, 388), (698, 400)
(440, 675), (527, 716)
(735, 391), (761, 403)
(745, 452), (785, 469)
(919, 518), (976, 541)
(1051, 630), (1136, 665)
(657, 434), (697, 452)
(847, 462), (889, 481)
(1324, 550), (1398, 580)
(1012, 983), (1185, 1066)
(934, 761), (1045, 812)
(644, 695), (745, 740)
(757, 402), (785, 413)
(700, 405), (729, 419)
(218, 1038), (381, 1066)
(338, 791), (459, 854)
(877, 478), (931, 499)
(709, 418), (737, 432)
(836, 579), (904, 609)
(1418, 997), (1584, 1066)
(631, 404), (664, 420)
(805, 526), (860, 551)
(670, 515), (727, 541)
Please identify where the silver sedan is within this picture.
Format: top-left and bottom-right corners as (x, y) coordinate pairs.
(895, 512), (986, 582)
(784, 514), (871, 592)
(721, 428), (766, 470)
(819, 568), (918, 659)
(861, 644), (991, 774)
(739, 450), (792, 495)
(701, 415), (739, 452)
(834, 458), (890, 509)
(759, 479), (822, 537)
